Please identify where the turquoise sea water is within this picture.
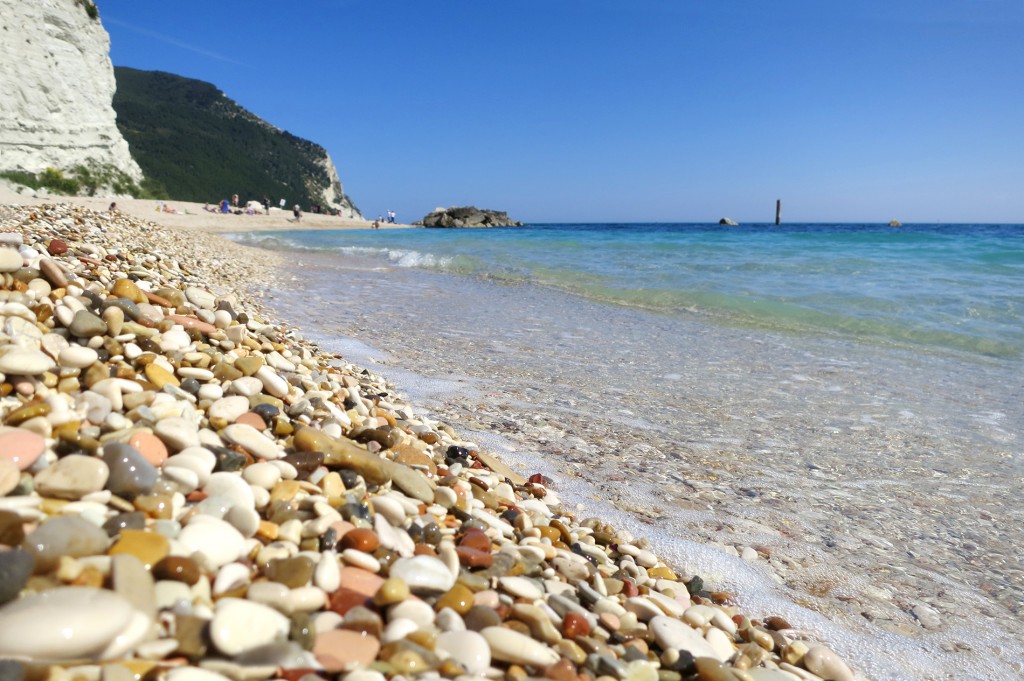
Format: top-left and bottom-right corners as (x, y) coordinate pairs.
(233, 222), (1023, 679)
(239, 222), (1024, 361)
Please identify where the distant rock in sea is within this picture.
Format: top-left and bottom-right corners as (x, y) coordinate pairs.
(419, 206), (523, 228)
(889, 219), (902, 227)
(719, 217), (738, 226)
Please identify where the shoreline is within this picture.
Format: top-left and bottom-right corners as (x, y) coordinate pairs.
(0, 184), (412, 233)
(0, 189), (1001, 680)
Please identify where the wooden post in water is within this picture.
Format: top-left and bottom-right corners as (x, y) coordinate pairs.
(775, 199), (782, 225)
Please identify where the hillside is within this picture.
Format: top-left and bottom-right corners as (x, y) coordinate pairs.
(112, 67), (361, 216)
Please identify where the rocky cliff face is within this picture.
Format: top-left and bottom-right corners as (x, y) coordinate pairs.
(0, 0), (142, 182)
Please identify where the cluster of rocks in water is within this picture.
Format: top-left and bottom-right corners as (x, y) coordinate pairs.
(0, 203), (855, 681)
(418, 208), (523, 229)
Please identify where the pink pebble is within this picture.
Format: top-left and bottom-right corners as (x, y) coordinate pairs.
(313, 629), (380, 672)
(235, 412), (267, 431)
(339, 566), (385, 597)
(129, 431), (169, 467)
(0, 429), (46, 471)
(164, 315), (218, 334)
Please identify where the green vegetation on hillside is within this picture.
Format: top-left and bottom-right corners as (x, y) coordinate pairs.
(0, 164), (151, 198)
(112, 67), (358, 213)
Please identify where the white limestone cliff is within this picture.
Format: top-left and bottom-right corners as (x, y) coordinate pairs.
(317, 152), (361, 219)
(0, 0), (142, 183)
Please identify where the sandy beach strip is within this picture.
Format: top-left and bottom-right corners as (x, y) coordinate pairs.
(0, 189), (859, 681)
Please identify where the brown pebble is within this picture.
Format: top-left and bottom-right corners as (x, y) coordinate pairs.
(328, 587), (372, 615)
(340, 527), (380, 553)
(153, 555), (201, 585)
(456, 546), (493, 568)
(562, 612), (591, 638)
(764, 615), (792, 631)
(47, 239), (68, 255)
(435, 583), (474, 615)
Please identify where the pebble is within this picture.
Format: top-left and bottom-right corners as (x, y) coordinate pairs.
(210, 597), (290, 656)
(314, 629), (382, 672)
(0, 587), (145, 661)
(389, 555), (456, 593)
(58, 344), (99, 369)
(33, 453), (110, 499)
(24, 514), (110, 569)
(178, 517), (246, 568)
(103, 442), (159, 499)
(0, 248), (22, 272)
(0, 549), (34, 605)
(649, 614), (723, 661)
(0, 428), (47, 471)
(0, 348), (55, 375)
(222, 422), (282, 459)
(803, 646), (855, 681)
(482, 626), (561, 667)
(437, 630), (492, 673)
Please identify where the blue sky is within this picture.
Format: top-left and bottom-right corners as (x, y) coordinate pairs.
(100, 1), (1023, 223)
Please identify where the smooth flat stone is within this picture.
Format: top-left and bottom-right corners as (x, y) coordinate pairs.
(313, 629), (381, 672)
(178, 517), (246, 568)
(185, 286), (217, 310)
(208, 395), (250, 423)
(0, 349), (55, 376)
(210, 597), (290, 656)
(389, 555), (455, 594)
(221, 423), (282, 460)
(804, 646), (855, 681)
(499, 576), (544, 601)
(482, 626), (560, 667)
(649, 615), (723, 661)
(255, 366), (289, 399)
(144, 362), (180, 389)
(69, 310), (107, 338)
(34, 453), (110, 499)
(0, 587), (143, 661)
(111, 553), (157, 620)
(204, 471), (255, 510)
(437, 630), (491, 674)
(58, 345), (99, 369)
(0, 248), (22, 272)
(0, 548), (34, 606)
(24, 515), (110, 570)
(166, 315), (217, 334)
(154, 416), (201, 451)
(0, 428), (47, 471)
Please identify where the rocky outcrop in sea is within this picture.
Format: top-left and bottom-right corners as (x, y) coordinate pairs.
(420, 207), (523, 228)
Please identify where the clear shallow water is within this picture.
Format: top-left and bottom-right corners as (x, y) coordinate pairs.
(233, 223), (1023, 680)
(237, 222), (1024, 361)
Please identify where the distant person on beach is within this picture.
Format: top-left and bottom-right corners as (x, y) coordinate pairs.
(203, 203), (217, 213)
(288, 204), (302, 223)
(220, 199), (230, 214)
(372, 219), (380, 229)
(108, 202), (117, 212)
(387, 209), (396, 224)
(231, 194), (239, 208)
(262, 195), (270, 215)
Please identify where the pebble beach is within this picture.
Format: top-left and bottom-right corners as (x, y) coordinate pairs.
(0, 195), (1012, 681)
